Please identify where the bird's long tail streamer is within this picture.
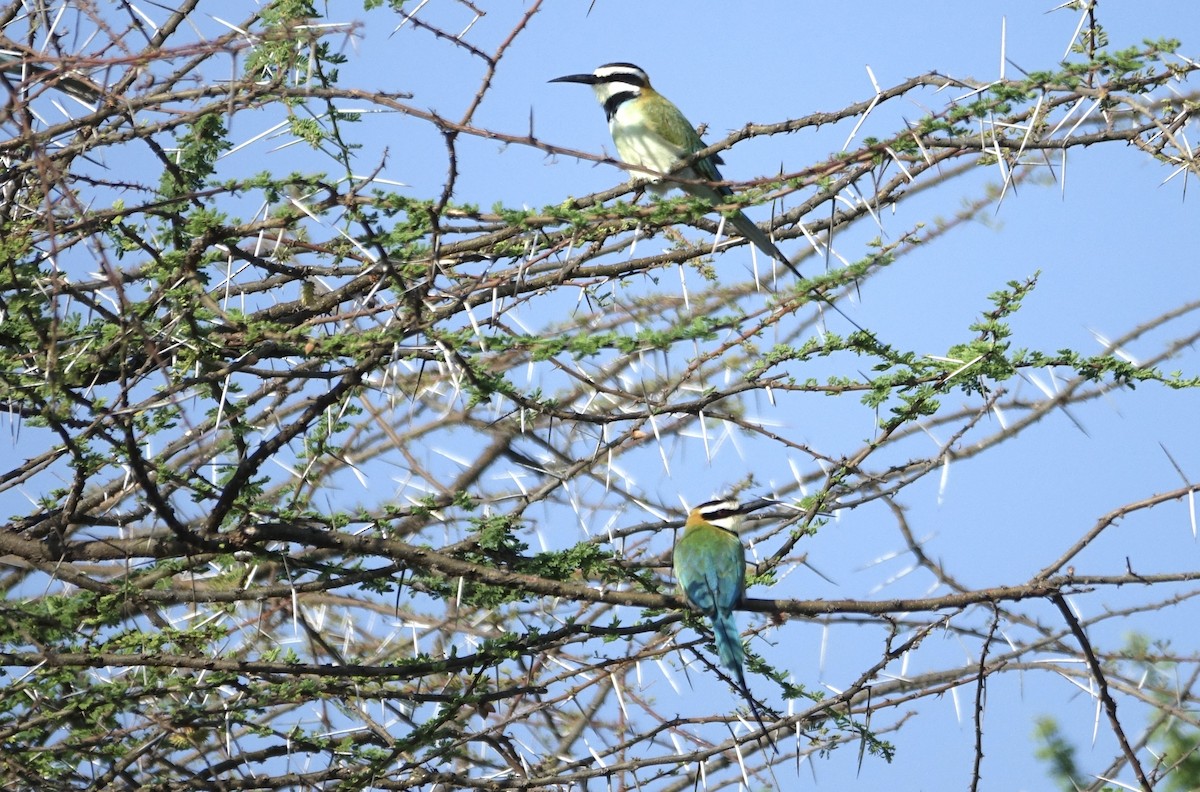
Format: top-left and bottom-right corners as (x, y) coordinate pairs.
(713, 607), (777, 753)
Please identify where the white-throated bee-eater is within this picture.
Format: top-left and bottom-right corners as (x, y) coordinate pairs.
(550, 62), (799, 276)
(674, 497), (777, 749)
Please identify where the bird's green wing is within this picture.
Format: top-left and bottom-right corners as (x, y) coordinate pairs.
(642, 98), (725, 178)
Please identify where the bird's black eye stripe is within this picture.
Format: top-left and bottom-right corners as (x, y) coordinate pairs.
(595, 72), (646, 88)
(702, 508), (740, 521)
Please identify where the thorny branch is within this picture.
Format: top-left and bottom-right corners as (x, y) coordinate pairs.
(0, 3), (1197, 791)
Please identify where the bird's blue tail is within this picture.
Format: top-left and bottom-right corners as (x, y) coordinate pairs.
(713, 606), (776, 751)
(711, 607), (745, 678)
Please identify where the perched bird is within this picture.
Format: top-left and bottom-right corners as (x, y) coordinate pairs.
(550, 63), (799, 276)
(673, 497), (777, 747)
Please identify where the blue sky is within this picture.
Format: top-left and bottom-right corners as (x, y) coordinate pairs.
(334, 5), (1200, 786)
(377, 5), (1200, 788)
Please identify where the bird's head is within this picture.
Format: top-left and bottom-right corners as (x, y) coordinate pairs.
(685, 497), (778, 531)
(549, 62), (650, 107)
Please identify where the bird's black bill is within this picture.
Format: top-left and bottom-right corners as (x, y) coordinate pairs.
(549, 73), (599, 85)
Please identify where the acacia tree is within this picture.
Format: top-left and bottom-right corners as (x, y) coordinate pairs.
(1, 2), (1198, 790)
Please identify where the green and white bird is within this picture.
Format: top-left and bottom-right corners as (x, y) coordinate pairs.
(550, 63), (799, 276)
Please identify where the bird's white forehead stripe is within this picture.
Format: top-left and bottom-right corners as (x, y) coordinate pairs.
(592, 65), (647, 84)
(695, 500), (745, 527)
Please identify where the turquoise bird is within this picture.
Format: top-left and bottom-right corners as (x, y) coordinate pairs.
(674, 497), (777, 746)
